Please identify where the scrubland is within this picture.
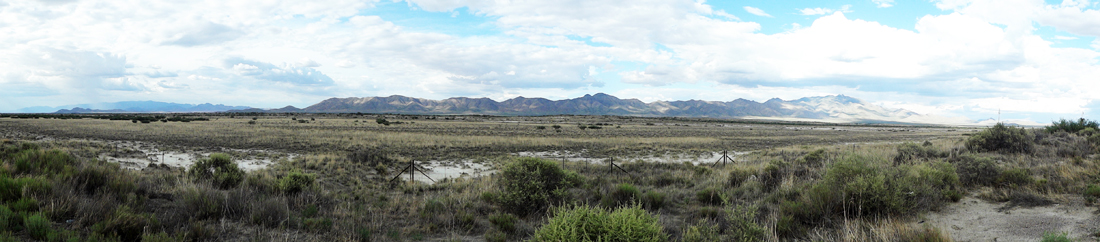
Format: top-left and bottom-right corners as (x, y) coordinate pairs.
(0, 114), (1095, 241)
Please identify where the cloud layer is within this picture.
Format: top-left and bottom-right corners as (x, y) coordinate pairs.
(0, 0), (1098, 123)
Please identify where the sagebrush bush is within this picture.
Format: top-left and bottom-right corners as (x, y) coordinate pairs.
(681, 220), (719, 242)
(1040, 231), (1073, 242)
(966, 123), (1033, 153)
(278, 171), (316, 194)
(726, 205), (765, 241)
(24, 213), (51, 240)
(951, 155), (1001, 186)
(696, 187), (725, 205)
(781, 156), (961, 236)
(189, 153), (245, 189)
(531, 205), (666, 242)
(1045, 118), (1099, 134)
(601, 183), (640, 208)
(11, 149), (74, 175)
(997, 168), (1034, 188)
(803, 149), (827, 166)
(488, 213), (517, 233)
(894, 142), (947, 165)
(642, 191), (665, 210)
(92, 206), (157, 242)
(728, 168), (754, 187)
(497, 157), (582, 216)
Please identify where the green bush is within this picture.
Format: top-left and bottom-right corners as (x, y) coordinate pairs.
(1084, 185), (1100, 199)
(759, 160), (788, 190)
(1046, 118), (1099, 134)
(531, 205), (666, 242)
(488, 213), (517, 233)
(728, 168), (754, 187)
(0, 206), (10, 231)
(497, 158), (582, 216)
(277, 171), (316, 194)
(997, 168), (1033, 187)
(1040, 231), (1073, 242)
(142, 232), (185, 242)
(24, 213), (51, 240)
(92, 206), (157, 242)
(726, 205), (765, 242)
(952, 155), (1001, 187)
(10, 149), (75, 175)
(696, 187), (725, 205)
(803, 149), (827, 166)
(782, 156), (961, 234)
(8, 197), (38, 212)
(601, 183), (640, 208)
(966, 123), (1033, 153)
(642, 191), (666, 210)
(681, 220), (719, 242)
(188, 153), (245, 189)
(894, 142), (947, 164)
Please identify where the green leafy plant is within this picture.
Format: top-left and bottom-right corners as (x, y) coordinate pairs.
(496, 157), (582, 216)
(531, 205), (666, 242)
(966, 123), (1033, 153)
(188, 153), (245, 189)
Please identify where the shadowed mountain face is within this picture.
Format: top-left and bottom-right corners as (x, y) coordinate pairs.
(291, 93), (924, 122)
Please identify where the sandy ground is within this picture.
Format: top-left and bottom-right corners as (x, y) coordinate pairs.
(921, 197), (1100, 242)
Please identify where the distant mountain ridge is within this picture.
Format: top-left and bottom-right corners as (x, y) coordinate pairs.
(21, 101), (253, 113)
(238, 93), (944, 124)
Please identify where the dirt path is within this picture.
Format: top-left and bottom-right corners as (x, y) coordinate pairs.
(920, 197), (1100, 241)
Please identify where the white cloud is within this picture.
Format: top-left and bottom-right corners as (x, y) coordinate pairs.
(743, 6), (773, 17)
(799, 5), (852, 15)
(872, 0), (895, 8)
(1053, 35), (1079, 40)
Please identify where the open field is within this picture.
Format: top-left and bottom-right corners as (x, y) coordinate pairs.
(0, 114), (1095, 241)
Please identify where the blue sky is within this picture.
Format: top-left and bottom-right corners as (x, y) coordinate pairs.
(2, 0), (1100, 125)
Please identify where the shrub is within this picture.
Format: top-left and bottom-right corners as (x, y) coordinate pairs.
(997, 168), (1033, 187)
(728, 168), (754, 187)
(759, 160), (789, 190)
(951, 155), (1001, 187)
(9, 197), (38, 212)
(966, 123), (1033, 153)
(488, 213), (517, 233)
(0, 205), (11, 231)
(601, 183), (640, 208)
(696, 187), (725, 205)
(641, 191), (666, 210)
(782, 155), (961, 234)
(894, 142), (946, 165)
(92, 206), (157, 242)
(803, 149), (827, 166)
(278, 171), (316, 194)
(531, 205), (666, 242)
(1084, 185), (1100, 200)
(251, 197), (289, 228)
(1045, 118), (1099, 134)
(24, 213), (51, 240)
(681, 220), (719, 242)
(726, 205), (765, 242)
(189, 153), (245, 189)
(497, 158), (582, 216)
(180, 187), (225, 220)
(1040, 231), (1073, 242)
(142, 232), (185, 242)
(10, 149), (74, 175)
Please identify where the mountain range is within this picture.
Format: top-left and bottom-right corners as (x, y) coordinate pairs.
(237, 93), (958, 124)
(20, 101), (252, 113)
(12, 94), (970, 124)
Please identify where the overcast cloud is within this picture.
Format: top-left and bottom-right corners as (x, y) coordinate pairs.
(1, 0), (1099, 124)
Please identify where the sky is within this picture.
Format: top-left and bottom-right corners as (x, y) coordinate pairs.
(1, 0), (1100, 124)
